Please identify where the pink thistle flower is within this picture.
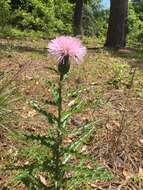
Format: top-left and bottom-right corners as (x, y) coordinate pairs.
(48, 36), (86, 64)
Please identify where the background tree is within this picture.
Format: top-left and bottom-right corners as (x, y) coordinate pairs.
(82, 0), (108, 37)
(105, 0), (129, 48)
(73, 0), (84, 36)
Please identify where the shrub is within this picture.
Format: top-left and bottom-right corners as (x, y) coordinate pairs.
(10, 0), (73, 35)
(128, 2), (143, 45)
(0, 0), (11, 30)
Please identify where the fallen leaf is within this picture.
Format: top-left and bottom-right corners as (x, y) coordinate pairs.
(123, 169), (133, 180)
(39, 175), (48, 186)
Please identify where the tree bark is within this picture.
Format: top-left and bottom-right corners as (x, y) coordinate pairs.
(105, 0), (128, 48)
(73, 0), (84, 36)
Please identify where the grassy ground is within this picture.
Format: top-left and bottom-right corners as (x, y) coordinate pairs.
(0, 37), (143, 190)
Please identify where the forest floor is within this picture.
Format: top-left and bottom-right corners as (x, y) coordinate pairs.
(0, 37), (143, 190)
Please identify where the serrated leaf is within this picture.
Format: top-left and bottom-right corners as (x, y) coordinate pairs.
(46, 66), (58, 74)
(30, 101), (57, 124)
(63, 121), (96, 164)
(8, 158), (55, 176)
(61, 147), (90, 160)
(61, 99), (85, 127)
(45, 99), (57, 106)
(24, 133), (55, 148)
(70, 118), (103, 136)
(15, 172), (50, 190)
(46, 81), (59, 106)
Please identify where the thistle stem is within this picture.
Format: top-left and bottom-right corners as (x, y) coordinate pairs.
(54, 73), (64, 190)
(58, 74), (63, 129)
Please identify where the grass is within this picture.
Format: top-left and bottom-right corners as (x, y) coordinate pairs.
(0, 37), (143, 189)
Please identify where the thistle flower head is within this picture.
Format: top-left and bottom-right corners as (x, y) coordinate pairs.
(48, 36), (86, 64)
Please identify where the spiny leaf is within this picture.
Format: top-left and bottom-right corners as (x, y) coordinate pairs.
(61, 99), (85, 127)
(46, 81), (59, 106)
(46, 66), (58, 74)
(24, 133), (55, 148)
(15, 172), (50, 190)
(70, 118), (103, 136)
(63, 121), (96, 164)
(30, 101), (57, 124)
(8, 158), (55, 175)
(44, 99), (57, 106)
(61, 147), (90, 160)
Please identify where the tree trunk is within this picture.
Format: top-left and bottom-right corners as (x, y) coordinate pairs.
(105, 0), (128, 48)
(73, 0), (84, 36)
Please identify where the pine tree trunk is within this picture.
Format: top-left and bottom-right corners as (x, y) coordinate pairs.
(105, 0), (128, 48)
(73, 0), (83, 36)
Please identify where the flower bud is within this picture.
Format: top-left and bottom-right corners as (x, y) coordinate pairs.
(58, 55), (70, 75)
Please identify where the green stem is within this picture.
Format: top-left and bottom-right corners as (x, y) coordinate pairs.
(58, 74), (63, 129)
(54, 73), (64, 190)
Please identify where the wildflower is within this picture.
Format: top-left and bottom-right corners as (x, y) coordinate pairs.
(48, 36), (86, 64)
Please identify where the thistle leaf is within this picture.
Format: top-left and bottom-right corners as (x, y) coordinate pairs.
(63, 121), (96, 164)
(15, 172), (51, 190)
(30, 101), (57, 124)
(46, 66), (58, 74)
(24, 133), (55, 148)
(61, 99), (85, 127)
(61, 147), (90, 160)
(46, 81), (59, 106)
